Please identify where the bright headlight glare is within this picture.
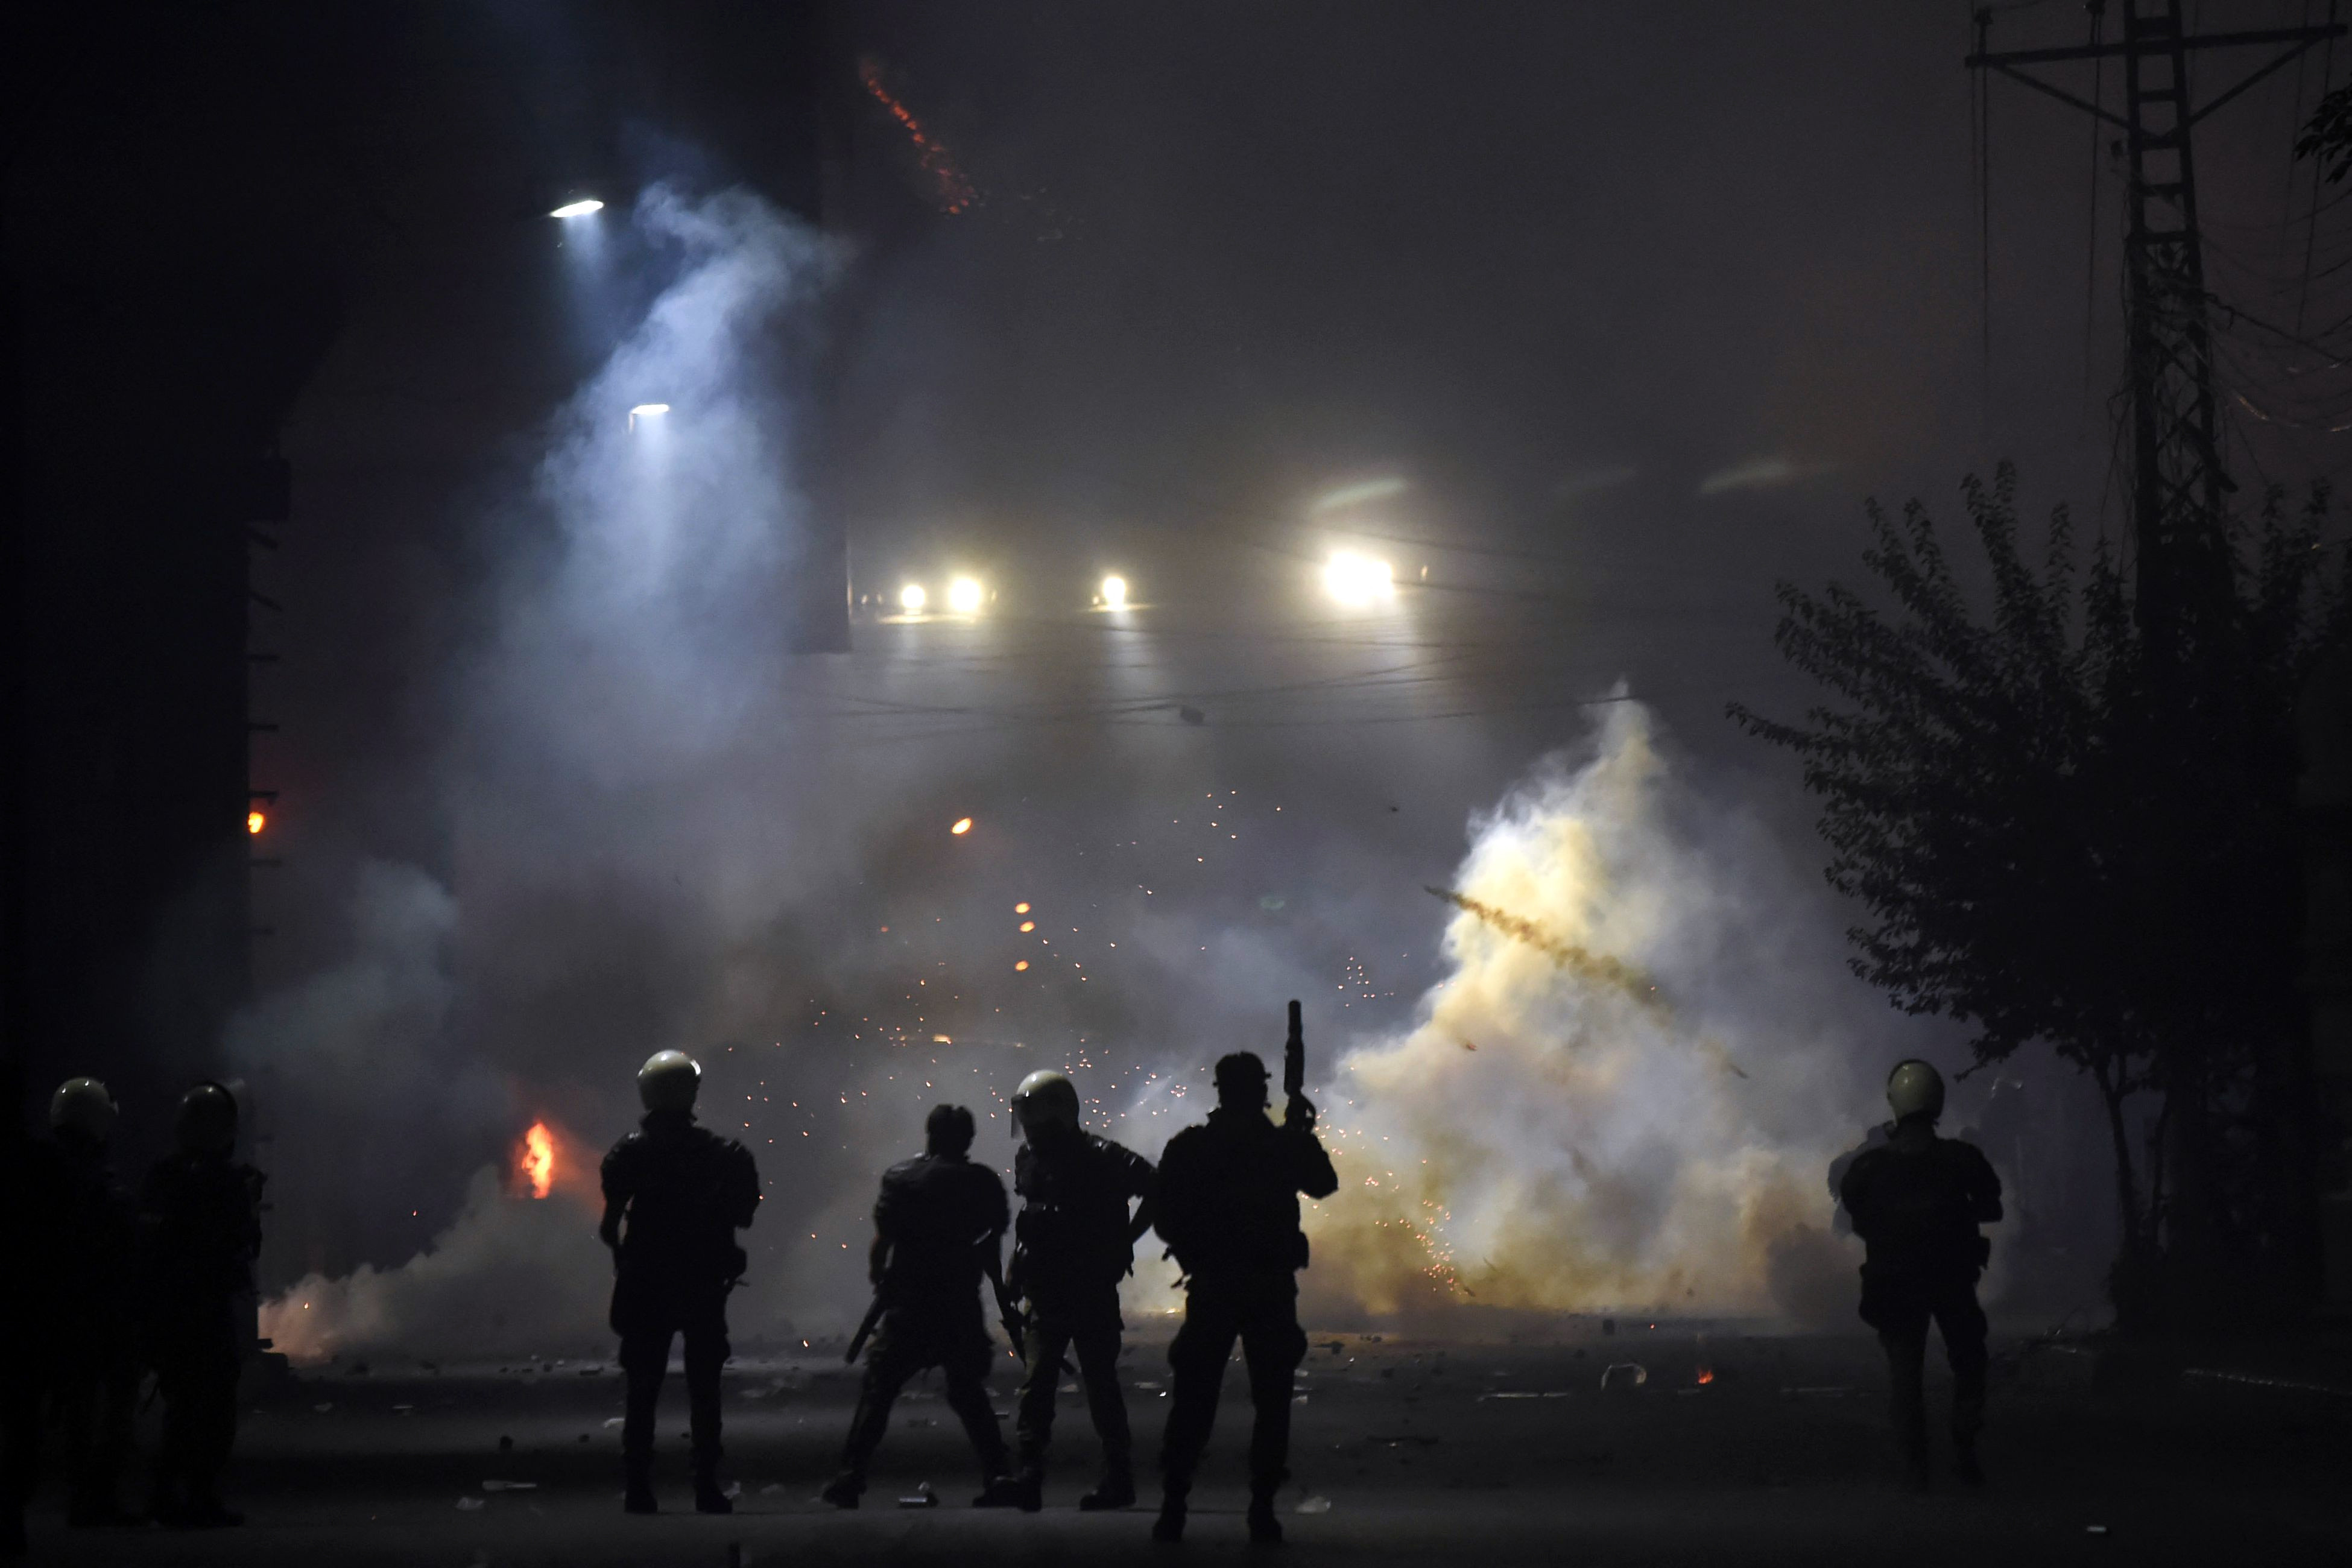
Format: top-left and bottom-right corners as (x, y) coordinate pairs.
(1100, 575), (1128, 608)
(900, 583), (927, 612)
(1323, 550), (1395, 606)
(948, 577), (984, 614)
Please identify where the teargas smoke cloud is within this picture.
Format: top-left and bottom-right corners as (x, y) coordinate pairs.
(1301, 701), (1868, 1326)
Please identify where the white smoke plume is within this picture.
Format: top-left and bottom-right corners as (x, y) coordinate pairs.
(1303, 700), (1869, 1326)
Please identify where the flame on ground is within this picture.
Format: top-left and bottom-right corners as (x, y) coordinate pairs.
(518, 1121), (555, 1200)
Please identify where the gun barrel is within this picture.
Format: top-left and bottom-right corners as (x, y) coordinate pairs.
(1283, 997), (1305, 1098)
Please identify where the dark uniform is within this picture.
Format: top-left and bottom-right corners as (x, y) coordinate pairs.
(46, 1128), (137, 1523)
(1153, 1104), (1336, 1516)
(599, 1109), (760, 1504)
(836, 1149), (1014, 1496)
(1, 1113), (46, 1557)
(1838, 1119), (2003, 1478)
(137, 1147), (264, 1524)
(1009, 1129), (1154, 1494)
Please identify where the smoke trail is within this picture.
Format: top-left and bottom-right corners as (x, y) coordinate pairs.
(1304, 700), (1867, 1324)
(1420, 886), (1663, 1013)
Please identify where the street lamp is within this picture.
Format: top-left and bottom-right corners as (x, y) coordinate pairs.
(627, 402), (669, 432)
(947, 577), (984, 615)
(550, 198), (605, 219)
(1323, 550), (1395, 606)
(900, 583), (928, 613)
(1099, 575), (1128, 609)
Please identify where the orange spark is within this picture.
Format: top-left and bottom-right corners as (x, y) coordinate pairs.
(952, 817), (973, 835)
(1014, 960), (1029, 972)
(518, 1122), (555, 1200)
(1696, 1367), (1715, 1385)
(1014, 902), (1031, 914)
(859, 57), (978, 215)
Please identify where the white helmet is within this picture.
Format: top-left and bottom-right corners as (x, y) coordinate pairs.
(1886, 1060), (1946, 1123)
(49, 1078), (118, 1143)
(1010, 1069), (1080, 1139)
(637, 1051), (701, 1113)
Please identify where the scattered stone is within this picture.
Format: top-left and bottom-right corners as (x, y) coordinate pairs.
(1599, 1362), (1648, 1391)
(1295, 1496), (1332, 1514)
(454, 1497), (485, 1512)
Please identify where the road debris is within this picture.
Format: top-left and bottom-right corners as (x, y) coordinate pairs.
(1296, 1495), (1332, 1514)
(1600, 1362), (1648, 1390)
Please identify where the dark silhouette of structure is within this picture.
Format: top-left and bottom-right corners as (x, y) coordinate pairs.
(1838, 1061), (2003, 1488)
(137, 1083), (264, 1528)
(1005, 1068), (1155, 1511)
(598, 1051), (760, 1516)
(1150, 1048), (1337, 1546)
(824, 1104), (1021, 1510)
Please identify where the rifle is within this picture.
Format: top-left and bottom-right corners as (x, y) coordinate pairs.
(1284, 998), (1314, 1128)
(844, 1292), (886, 1365)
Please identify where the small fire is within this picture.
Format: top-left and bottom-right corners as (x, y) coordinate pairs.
(951, 817), (973, 835)
(247, 809), (267, 836)
(1695, 1367), (1715, 1386)
(519, 1122), (555, 1200)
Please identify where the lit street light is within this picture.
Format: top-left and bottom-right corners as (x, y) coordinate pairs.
(900, 583), (928, 612)
(947, 576), (984, 615)
(550, 198), (605, 219)
(1099, 574), (1128, 609)
(627, 402), (669, 431)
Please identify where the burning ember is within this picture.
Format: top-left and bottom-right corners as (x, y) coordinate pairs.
(858, 57), (978, 215)
(517, 1121), (555, 1200)
(1695, 1367), (1715, 1386)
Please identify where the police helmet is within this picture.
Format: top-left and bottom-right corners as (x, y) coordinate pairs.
(1886, 1060), (1946, 1124)
(176, 1081), (239, 1154)
(1010, 1069), (1080, 1139)
(637, 1050), (701, 1113)
(49, 1077), (118, 1144)
(1213, 1051), (1271, 1104)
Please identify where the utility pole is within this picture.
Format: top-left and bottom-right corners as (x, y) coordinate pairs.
(1967, 2), (2344, 645)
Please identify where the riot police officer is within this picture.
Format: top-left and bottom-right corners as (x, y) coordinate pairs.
(1838, 1060), (2003, 1487)
(599, 1050), (762, 1516)
(1151, 1051), (1336, 1545)
(1005, 1069), (1155, 1511)
(138, 1082), (264, 1529)
(45, 1080), (137, 1526)
(822, 1105), (1022, 1510)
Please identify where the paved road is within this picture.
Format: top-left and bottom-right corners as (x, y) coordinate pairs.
(14, 1331), (2348, 1566)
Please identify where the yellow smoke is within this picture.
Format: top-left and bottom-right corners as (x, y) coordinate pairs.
(1303, 701), (1848, 1320)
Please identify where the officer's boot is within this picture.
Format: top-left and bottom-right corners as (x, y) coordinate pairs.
(1246, 1483), (1284, 1546)
(693, 1464), (732, 1515)
(818, 1471), (864, 1510)
(1151, 1475), (1187, 1544)
(1011, 1436), (1045, 1513)
(1080, 1446), (1135, 1511)
(623, 1454), (657, 1515)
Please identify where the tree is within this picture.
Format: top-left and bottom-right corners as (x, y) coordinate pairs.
(1730, 465), (2343, 1326)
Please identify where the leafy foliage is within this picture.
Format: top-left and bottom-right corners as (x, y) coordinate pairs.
(1731, 466), (2346, 1319)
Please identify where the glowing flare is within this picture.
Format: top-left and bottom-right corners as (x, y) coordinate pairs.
(1696, 1367), (1715, 1386)
(1014, 960), (1029, 972)
(1014, 902), (1030, 913)
(900, 583), (927, 612)
(246, 809), (267, 836)
(1100, 575), (1128, 608)
(950, 817), (973, 835)
(518, 1122), (555, 1200)
(1019, 921), (1035, 932)
(947, 577), (984, 615)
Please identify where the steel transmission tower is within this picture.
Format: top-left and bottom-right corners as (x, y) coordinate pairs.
(1968, 2), (2343, 643)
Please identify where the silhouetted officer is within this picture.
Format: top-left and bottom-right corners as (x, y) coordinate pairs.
(1839, 1060), (2003, 1487)
(2, 1063), (43, 1560)
(138, 1082), (264, 1529)
(822, 1105), (1022, 1510)
(44, 1081), (138, 1526)
(599, 1050), (761, 1516)
(1004, 1069), (1155, 1512)
(1151, 1051), (1337, 1546)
